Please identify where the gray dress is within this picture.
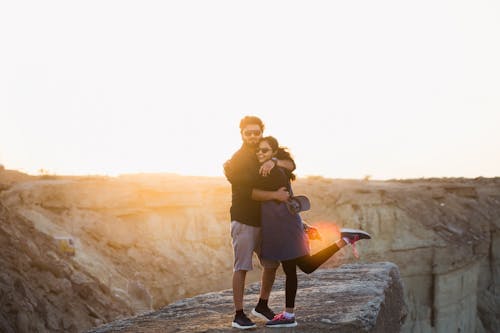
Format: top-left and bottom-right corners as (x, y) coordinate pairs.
(258, 167), (310, 261)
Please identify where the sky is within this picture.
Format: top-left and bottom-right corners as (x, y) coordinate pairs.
(1, 1), (499, 180)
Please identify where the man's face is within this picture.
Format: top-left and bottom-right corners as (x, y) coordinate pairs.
(241, 124), (262, 147)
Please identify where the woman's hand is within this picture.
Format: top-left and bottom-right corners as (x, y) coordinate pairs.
(259, 159), (276, 177)
(306, 226), (322, 240)
(303, 222), (322, 240)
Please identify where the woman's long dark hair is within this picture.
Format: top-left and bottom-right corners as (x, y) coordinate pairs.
(259, 136), (296, 181)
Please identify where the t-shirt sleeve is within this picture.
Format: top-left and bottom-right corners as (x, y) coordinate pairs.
(224, 152), (259, 186)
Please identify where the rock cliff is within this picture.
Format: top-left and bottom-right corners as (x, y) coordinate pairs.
(293, 177), (500, 333)
(88, 262), (406, 333)
(0, 170), (499, 332)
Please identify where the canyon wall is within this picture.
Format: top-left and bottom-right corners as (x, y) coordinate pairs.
(0, 170), (498, 332)
(293, 177), (500, 332)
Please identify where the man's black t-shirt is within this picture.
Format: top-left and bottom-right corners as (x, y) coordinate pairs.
(224, 144), (261, 226)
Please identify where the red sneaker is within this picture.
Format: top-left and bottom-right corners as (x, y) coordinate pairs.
(340, 228), (371, 258)
(265, 312), (297, 328)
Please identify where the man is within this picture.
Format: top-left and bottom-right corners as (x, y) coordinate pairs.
(224, 116), (295, 329)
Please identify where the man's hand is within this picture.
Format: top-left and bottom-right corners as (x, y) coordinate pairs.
(273, 187), (290, 202)
(259, 159), (276, 177)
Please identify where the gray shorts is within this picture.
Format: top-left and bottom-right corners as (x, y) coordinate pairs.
(231, 221), (279, 272)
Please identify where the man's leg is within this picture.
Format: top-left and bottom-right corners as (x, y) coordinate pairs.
(231, 221), (256, 310)
(230, 221), (258, 329)
(232, 270), (257, 329)
(233, 270), (247, 311)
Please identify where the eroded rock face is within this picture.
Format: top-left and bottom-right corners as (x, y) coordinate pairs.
(293, 177), (500, 333)
(88, 262), (407, 333)
(0, 202), (133, 333)
(1, 175), (234, 310)
(0, 172), (499, 332)
(0, 174), (236, 332)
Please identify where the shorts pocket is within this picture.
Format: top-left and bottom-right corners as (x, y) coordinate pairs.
(230, 221), (242, 239)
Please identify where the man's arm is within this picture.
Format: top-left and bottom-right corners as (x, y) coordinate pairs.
(251, 187), (290, 202)
(259, 157), (295, 177)
(275, 148), (296, 172)
(259, 148), (296, 176)
(275, 158), (295, 172)
(224, 155), (258, 185)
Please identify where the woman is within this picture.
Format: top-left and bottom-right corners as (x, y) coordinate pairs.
(255, 136), (371, 328)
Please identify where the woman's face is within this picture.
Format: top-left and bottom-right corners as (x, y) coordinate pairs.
(256, 140), (274, 164)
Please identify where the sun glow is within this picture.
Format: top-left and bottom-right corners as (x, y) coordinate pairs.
(307, 221), (342, 255)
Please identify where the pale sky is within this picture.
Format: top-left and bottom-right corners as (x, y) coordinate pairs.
(1, 1), (499, 179)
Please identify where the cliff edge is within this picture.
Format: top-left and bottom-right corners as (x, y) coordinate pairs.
(88, 262), (406, 333)
(1, 170), (498, 332)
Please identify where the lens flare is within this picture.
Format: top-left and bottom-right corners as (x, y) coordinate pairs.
(305, 220), (341, 254)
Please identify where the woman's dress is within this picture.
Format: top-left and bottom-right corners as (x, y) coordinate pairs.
(257, 167), (310, 261)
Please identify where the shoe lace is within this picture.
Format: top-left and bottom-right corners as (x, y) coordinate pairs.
(347, 234), (360, 244)
(347, 235), (360, 259)
(272, 313), (286, 321)
(352, 243), (360, 259)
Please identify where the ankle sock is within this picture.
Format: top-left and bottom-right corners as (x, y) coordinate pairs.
(256, 298), (269, 310)
(284, 311), (295, 319)
(235, 309), (244, 317)
(256, 298), (268, 308)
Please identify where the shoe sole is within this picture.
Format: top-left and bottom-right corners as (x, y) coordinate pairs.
(340, 228), (371, 239)
(251, 308), (272, 321)
(266, 322), (298, 328)
(231, 322), (256, 330)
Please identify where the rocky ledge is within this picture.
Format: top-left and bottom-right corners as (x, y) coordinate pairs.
(88, 262), (406, 333)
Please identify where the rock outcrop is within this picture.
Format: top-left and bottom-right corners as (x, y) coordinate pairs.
(0, 201), (133, 333)
(88, 262), (406, 333)
(292, 177), (500, 333)
(0, 170), (499, 332)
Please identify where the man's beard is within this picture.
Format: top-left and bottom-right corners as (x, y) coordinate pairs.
(243, 139), (259, 148)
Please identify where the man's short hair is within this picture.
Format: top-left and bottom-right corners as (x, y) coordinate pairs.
(239, 116), (265, 132)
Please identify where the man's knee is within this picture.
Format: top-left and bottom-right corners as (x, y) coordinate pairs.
(234, 269), (248, 275)
(233, 269), (248, 280)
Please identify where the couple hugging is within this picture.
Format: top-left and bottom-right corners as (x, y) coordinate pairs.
(224, 116), (371, 329)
